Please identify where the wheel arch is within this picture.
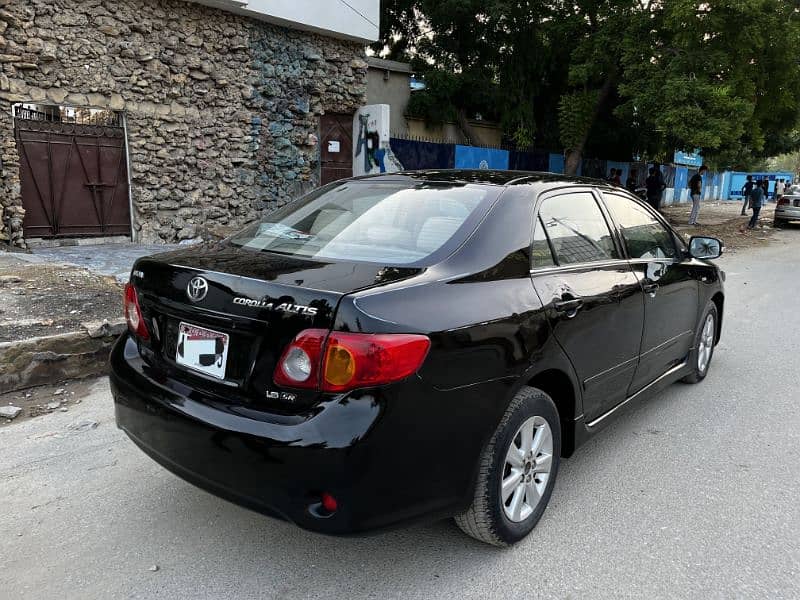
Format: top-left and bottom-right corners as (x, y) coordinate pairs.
(710, 291), (724, 343)
(525, 368), (580, 458)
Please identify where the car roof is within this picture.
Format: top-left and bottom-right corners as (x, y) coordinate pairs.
(350, 169), (619, 189)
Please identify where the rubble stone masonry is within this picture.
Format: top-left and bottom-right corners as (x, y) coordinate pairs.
(0, 0), (367, 246)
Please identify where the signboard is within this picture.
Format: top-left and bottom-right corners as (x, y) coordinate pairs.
(327, 140), (340, 153)
(673, 150), (703, 168)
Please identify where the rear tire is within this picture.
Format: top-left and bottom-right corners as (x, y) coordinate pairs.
(683, 303), (718, 384)
(454, 386), (561, 546)
(773, 218), (786, 228)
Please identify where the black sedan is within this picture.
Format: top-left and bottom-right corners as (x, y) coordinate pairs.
(111, 170), (725, 546)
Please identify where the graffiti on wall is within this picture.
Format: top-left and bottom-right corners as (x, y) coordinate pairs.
(353, 104), (403, 176)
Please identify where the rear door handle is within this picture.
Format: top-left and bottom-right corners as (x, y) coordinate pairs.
(643, 282), (659, 297)
(554, 298), (584, 318)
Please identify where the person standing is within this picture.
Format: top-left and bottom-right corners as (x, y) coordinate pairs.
(654, 162), (666, 203)
(645, 167), (663, 211)
(747, 180), (765, 230)
(741, 175), (754, 216)
(688, 165), (708, 225)
(626, 169), (638, 192)
(775, 178), (785, 203)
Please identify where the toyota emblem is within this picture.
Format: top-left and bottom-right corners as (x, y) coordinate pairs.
(187, 276), (209, 302)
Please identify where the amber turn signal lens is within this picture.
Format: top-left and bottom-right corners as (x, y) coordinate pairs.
(324, 344), (356, 387)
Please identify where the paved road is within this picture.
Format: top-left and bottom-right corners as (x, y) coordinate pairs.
(8, 243), (180, 283)
(2, 235), (799, 599)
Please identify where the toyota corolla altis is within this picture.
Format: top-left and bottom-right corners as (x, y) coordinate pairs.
(111, 170), (725, 546)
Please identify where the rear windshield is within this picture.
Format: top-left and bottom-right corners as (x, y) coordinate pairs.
(228, 181), (496, 265)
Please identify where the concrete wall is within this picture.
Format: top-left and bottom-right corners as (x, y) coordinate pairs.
(406, 117), (504, 147)
(187, 0), (380, 42)
(0, 0), (368, 247)
(366, 58), (411, 134)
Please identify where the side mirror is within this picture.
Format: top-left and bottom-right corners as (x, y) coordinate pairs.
(688, 236), (724, 260)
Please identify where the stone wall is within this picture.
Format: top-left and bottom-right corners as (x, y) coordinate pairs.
(0, 0), (367, 246)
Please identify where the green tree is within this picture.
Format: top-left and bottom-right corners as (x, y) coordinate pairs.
(617, 0), (800, 170)
(373, 0), (800, 171)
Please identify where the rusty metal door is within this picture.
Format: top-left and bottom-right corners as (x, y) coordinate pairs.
(14, 108), (131, 238)
(320, 113), (353, 185)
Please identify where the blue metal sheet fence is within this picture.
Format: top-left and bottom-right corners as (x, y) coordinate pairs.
(509, 149), (549, 171)
(389, 138), (454, 171)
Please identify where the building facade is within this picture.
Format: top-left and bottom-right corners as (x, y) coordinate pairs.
(0, 0), (377, 247)
(366, 57), (412, 135)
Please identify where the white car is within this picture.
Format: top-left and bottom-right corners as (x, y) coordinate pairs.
(775, 184), (800, 227)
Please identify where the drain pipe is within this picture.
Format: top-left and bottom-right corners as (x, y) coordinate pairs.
(121, 111), (135, 242)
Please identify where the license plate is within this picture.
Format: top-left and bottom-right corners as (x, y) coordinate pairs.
(175, 322), (230, 380)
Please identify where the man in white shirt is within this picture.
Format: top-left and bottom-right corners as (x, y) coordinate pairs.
(775, 179), (786, 203)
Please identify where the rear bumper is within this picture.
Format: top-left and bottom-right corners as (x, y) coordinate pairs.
(110, 334), (497, 535)
(775, 205), (800, 220)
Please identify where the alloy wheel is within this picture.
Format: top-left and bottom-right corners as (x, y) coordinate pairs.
(697, 313), (715, 373)
(501, 416), (553, 522)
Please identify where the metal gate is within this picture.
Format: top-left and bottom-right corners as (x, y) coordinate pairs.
(14, 106), (131, 238)
(320, 113), (354, 185)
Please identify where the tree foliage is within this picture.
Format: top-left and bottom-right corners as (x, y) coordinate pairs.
(373, 0), (800, 172)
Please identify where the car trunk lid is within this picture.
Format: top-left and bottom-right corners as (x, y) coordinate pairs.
(130, 244), (420, 411)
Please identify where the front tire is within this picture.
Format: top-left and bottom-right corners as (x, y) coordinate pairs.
(454, 387), (561, 546)
(683, 303), (718, 384)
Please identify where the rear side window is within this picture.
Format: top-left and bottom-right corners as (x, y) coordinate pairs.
(537, 193), (619, 265)
(532, 216), (555, 268)
(228, 182), (494, 265)
(603, 194), (677, 259)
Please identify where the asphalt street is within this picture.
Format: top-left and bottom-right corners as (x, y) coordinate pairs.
(2, 233), (799, 599)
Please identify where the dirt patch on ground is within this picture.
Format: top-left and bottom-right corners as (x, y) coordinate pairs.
(661, 201), (791, 252)
(0, 261), (122, 343)
(0, 377), (97, 426)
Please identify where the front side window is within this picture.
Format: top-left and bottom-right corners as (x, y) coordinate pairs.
(603, 194), (677, 260)
(228, 182), (495, 265)
(537, 193), (619, 265)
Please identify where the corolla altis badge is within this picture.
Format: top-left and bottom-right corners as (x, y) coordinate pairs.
(187, 276), (209, 302)
(233, 296), (318, 316)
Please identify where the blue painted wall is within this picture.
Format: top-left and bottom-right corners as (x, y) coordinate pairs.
(674, 166), (689, 195)
(454, 145), (510, 170)
(549, 153), (565, 174)
(606, 160), (629, 185)
(728, 171), (793, 198)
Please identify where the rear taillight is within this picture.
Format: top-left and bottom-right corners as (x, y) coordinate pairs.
(321, 332), (431, 392)
(274, 329), (431, 393)
(124, 283), (150, 341)
(273, 329), (327, 389)
(778, 197), (790, 206)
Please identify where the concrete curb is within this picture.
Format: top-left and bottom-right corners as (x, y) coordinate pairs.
(0, 320), (126, 393)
